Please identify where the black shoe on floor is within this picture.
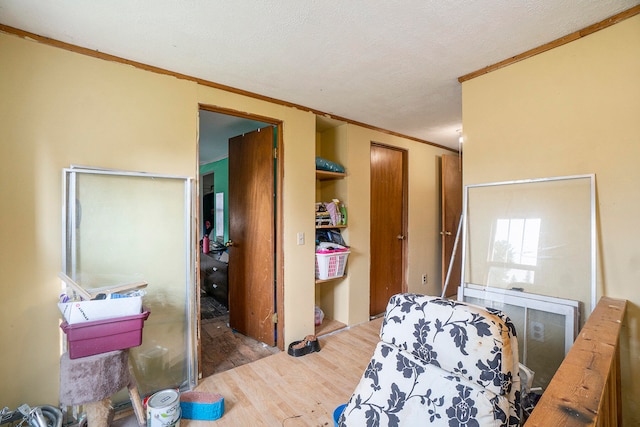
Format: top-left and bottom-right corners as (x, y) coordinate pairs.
(287, 335), (321, 357)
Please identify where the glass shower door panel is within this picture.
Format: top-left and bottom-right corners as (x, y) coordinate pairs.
(64, 169), (195, 401)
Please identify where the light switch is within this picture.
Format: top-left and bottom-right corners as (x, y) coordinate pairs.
(297, 232), (305, 245)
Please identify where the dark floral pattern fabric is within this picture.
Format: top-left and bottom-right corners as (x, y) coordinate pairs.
(340, 294), (521, 427)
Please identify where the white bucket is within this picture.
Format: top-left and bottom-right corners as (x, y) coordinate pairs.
(146, 389), (181, 427)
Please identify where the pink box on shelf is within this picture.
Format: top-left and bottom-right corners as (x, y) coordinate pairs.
(60, 310), (150, 359)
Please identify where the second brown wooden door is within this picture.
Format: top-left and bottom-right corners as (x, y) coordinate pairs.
(228, 126), (276, 346)
(369, 144), (407, 316)
(441, 154), (462, 298)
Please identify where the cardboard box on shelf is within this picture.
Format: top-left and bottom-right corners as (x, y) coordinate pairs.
(58, 296), (142, 324)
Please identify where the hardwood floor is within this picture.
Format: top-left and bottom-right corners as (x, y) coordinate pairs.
(200, 315), (281, 378)
(188, 316), (383, 426)
(200, 294), (280, 378)
(113, 310), (382, 427)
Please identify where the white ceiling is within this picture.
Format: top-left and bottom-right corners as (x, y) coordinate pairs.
(199, 110), (270, 164)
(1, 1), (638, 151)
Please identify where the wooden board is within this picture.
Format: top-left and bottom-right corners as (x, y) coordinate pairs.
(58, 272), (147, 300)
(526, 297), (626, 426)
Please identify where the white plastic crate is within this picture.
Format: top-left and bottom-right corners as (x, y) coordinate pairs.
(315, 251), (350, 280)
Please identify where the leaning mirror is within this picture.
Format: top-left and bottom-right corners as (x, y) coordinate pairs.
(459, 174), (596, 389)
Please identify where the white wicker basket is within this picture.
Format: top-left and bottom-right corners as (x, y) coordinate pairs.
(315, 251), (350, 280)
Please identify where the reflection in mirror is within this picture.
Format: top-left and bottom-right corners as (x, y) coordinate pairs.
(488, 217), (541, 288)
(215, 192), (224, 240)
(462, 174), (596, 316)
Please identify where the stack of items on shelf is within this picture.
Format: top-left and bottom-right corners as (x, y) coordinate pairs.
(315, 202), (333, 227)
(315, 199), (347, 227)
(57, 273), (150, 359)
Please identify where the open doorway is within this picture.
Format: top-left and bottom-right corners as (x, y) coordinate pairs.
(197, 107), (283, 379)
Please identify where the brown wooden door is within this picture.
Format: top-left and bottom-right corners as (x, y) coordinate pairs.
(228, 126), (276, 346)
(441, 154), (462, 297)
(370, 144), (407, 316)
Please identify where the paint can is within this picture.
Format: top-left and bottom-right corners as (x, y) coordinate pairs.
(146, 389), (181, 427)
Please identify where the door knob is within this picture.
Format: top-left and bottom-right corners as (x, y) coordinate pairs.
(440, 231), (452, 236)
(397, 235), (406, 240)
(225, 240), (234, 247)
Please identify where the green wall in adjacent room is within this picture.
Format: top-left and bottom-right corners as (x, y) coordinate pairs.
(200, 158), (229, 242)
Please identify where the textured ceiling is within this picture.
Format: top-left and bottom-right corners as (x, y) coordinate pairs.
(1, 1), (638, 150)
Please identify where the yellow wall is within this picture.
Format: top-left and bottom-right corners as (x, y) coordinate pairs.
(0, 30), (449, 405)
(461, 15), (640, 423)
(0, 32), (198, 406)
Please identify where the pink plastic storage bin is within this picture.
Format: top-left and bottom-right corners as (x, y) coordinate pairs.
(60, 310), (150, 359)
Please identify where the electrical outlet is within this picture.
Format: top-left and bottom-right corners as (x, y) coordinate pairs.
(422, 274), (427, 284)
(530, 321), (544, 342)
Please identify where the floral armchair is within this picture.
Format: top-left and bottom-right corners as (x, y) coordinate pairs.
(339, 294), (521, 427)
